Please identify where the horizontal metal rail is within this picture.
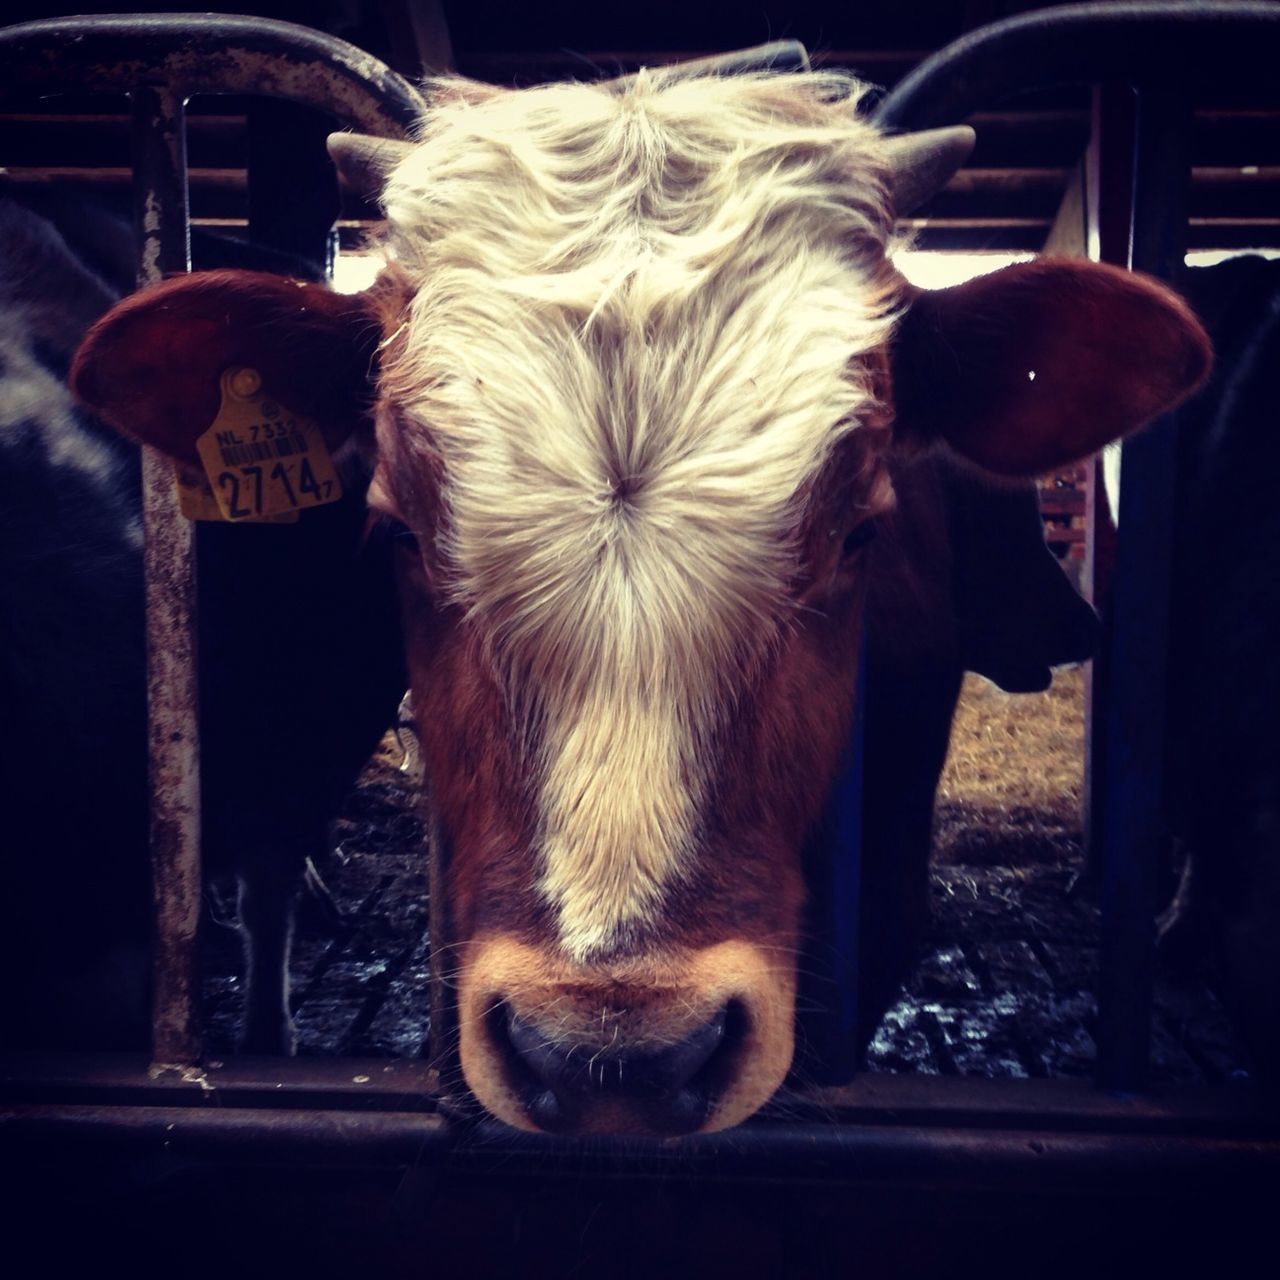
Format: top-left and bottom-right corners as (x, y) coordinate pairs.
(3, 1052), (1276, 1182)
(3, 1102), (1276, 1189)
(4, 1053), (1274, 1124)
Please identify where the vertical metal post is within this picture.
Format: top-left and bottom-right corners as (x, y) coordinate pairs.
(1096, 88), (1192, 1092)
(426, 808), (455, 1092)
(795, 637), (865, 1085)
(131, 83), (202, 1069)
(1083, 85), (1135, 876)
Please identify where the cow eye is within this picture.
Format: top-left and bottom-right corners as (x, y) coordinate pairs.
(367, 512), (420, 555)
(389, 520), (420, 553)
(841, 521), (877, 558)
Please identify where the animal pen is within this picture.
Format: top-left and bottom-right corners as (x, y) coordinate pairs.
(1, 3), (1277, 1271)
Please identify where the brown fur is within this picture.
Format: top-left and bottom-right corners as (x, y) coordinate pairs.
(893, 258), (1212, 475)
(458, 937), (796, 1133)
(71, 270), (379, 465)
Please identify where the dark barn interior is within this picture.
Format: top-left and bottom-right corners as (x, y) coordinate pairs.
(2, 3), (1279, 1276)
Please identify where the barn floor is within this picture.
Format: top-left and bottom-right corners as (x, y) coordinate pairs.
(204, 738), (431, 1059)
(202, 668), (1248, 1082)
(866, 668), (1246, 1082)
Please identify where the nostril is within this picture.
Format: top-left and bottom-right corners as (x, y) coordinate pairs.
(624, 1001), (748, 1134)
(484, 997), (751, 1134)
(661, 1006), (726, 1084)
(687, 998), (749, 1098)
(649, 1000), (750, 1133)
(486, 1000), (575, 1132)
(504, 1006), (565, 1089)
(526, 1088), (565, 1132)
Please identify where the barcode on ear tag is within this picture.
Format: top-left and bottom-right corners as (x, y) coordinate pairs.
(193, 367), (343, 522)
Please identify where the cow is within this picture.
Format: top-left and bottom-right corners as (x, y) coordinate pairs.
(1159, 254), (1280, 1075)
(0, 194), (406, 1053)
(71, 67), (1209, 1131)
(853, 449), (1101, 1050)
(1, 196), (151, 1046)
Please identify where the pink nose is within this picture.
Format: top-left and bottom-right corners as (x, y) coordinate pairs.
(490, 1001), (745, 1134)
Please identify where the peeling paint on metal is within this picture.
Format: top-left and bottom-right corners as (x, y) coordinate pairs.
(140, 190), (162, 285)
(148, 1062), (215, 1093)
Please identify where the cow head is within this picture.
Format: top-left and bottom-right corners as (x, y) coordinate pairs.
(72, 68), (1209, 1135)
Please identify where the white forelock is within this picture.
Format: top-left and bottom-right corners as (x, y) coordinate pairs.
(380, 69), (900, 958)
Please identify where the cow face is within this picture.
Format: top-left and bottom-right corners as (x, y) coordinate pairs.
(359, 74), (913, 1135)
(73, 67), (1209, 1137)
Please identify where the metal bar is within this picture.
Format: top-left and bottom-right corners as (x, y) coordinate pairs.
(406, 0), (456, 75)
(426, 807), (455, 1096)
(1096, 88), (1194, 1092)
(4, 1053), (1273, 1133)
(602, 41), (810, 93)
(794, 643), (865, 1085)
(131, 83), (202, 1070)
(1082, 85), (1135, 894)
(0, 8), (1271, 1139)
(2, 1103), (1276, 1189)
(652, 41), (810, 81)
(875, 3), (1280, 133)
(0, 14), (426, 134)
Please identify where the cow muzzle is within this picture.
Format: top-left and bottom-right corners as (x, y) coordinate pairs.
(457, 938), (796, 1135)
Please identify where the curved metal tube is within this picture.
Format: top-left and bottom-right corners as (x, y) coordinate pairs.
(876, 1), (1280, 131)
(0, 13), (427, 134)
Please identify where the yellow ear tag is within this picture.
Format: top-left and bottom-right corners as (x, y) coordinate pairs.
(176, 465), (226, 521)
(191, 367), (343, 522)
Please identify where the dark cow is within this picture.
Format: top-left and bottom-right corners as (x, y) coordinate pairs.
(1, 196), (405, 1052)
(72, 67), (1208, 1131)
(855, 451), (1099, 1047)
(1, 197), (151, 1045)
(1160, 254), (1280, 1074)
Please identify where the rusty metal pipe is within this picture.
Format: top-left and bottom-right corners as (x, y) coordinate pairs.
(0, 14), (426, 134)
(131, 83), (201, 1069)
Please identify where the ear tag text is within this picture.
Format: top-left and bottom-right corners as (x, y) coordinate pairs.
(190, 367), (343, 522)
(175, 465), (297, 523)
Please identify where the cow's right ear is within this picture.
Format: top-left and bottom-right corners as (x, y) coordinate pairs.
(70, 269), (380, 468)
(890, 257), (1212, 476)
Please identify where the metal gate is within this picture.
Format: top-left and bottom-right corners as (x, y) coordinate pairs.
(1, 6), (1277, 1200)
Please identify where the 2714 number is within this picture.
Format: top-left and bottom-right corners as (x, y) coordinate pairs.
(216, 458), (333, 518)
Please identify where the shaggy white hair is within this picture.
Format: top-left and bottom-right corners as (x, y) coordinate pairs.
(380, 69), (901, 958)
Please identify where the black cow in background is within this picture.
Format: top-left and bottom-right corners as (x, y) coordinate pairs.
(1160, 254), (1280, 1075)
(0, 194), (406, 1052)
(851, 448), (1100, 1050)
(1, 197), (150, 1046)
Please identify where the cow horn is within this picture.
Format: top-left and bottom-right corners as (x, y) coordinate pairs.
(883, 126), (976, 216)
(327, 133), (415, 199)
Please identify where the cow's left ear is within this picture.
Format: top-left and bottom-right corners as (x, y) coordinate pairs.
(70, 269), (379, 469)
(890, 257), (1212, 476)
